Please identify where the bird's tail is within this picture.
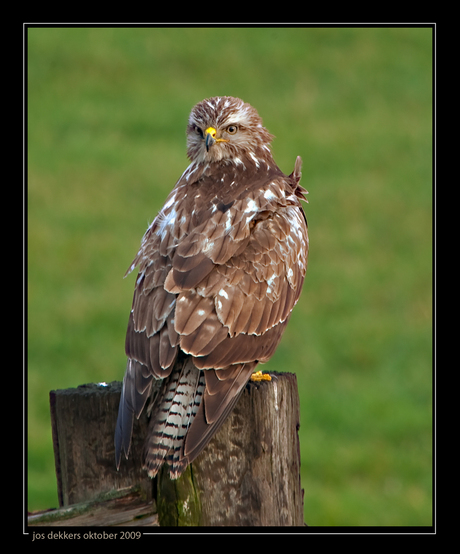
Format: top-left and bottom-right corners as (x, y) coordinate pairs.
(142, 357), (205, 479)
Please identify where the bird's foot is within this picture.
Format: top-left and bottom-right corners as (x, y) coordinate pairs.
(251, 370), (272, 382)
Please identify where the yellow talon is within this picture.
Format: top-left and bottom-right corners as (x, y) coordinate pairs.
(251, 370), (272, 382)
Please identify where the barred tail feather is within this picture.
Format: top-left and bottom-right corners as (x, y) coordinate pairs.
(118, 357), (257, 480)
(143, 357), (205, 479)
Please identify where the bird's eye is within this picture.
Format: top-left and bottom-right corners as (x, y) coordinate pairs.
(226, 125), (238, 135)
(194, 125), (203, 137)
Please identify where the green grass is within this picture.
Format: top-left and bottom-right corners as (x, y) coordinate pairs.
(27, 26), (432, 526)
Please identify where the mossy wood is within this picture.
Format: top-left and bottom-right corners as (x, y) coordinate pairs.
(48, 373), (304, 526)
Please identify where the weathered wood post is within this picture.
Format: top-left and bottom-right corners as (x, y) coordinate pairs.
(49, 382), (152, 508)
(48, 372), (304, 526)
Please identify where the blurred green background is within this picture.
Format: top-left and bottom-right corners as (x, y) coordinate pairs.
(27, 26), (432, 526)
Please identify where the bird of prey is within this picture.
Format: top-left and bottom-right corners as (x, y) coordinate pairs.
(115, 96), (309, 479)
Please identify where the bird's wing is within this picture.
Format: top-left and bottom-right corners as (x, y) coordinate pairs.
(161, 166), (308, 463)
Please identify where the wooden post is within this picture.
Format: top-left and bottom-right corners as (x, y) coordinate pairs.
(49, 382), (153, 507)
(48, 373), (304, 526)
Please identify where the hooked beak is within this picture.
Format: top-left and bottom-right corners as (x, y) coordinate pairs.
(205, 127), (217, 152)
(205, 126), (228, 152)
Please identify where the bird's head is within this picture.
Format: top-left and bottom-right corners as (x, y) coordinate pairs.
(186, 96), (274, 164)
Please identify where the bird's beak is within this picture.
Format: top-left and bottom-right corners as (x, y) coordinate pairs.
(205, 127), (217, 152)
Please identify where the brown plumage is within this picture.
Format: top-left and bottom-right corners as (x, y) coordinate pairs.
(115, 96), (309, 479)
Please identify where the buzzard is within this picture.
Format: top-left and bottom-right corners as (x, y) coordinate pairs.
(115, 96), (309, 479)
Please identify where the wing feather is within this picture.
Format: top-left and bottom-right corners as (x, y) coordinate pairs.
(174, 292), (215, 335)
